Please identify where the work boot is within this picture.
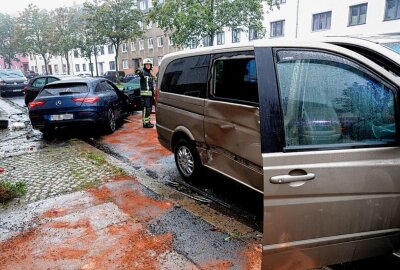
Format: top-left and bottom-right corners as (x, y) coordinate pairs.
(143, 122), (154, 128)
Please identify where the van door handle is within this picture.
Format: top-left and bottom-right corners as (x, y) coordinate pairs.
(270, 173), (315, 184)
(219, 123), (235, 129)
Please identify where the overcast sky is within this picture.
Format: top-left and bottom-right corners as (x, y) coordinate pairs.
(1, 0), (87, 15)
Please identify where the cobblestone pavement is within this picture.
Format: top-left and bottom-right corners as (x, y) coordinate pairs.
(0, 141), (120, 206)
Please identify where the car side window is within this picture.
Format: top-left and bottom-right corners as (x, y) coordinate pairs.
(47, 77), (58, 84)
(32, 78), (46, 88)
(95, 83), (106, 93)
(160, 55), (210, 98)
(275, 50), (396, 148)
(213, 57), (259, 104)
(104, 82), (117, 93)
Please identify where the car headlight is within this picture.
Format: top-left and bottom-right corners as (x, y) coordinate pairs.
(23, 80), (28, 85)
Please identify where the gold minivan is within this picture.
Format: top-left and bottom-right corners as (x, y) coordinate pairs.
(156, 38), (400, 269)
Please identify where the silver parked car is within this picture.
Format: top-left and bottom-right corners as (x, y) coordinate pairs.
(156, 38), (400, 269)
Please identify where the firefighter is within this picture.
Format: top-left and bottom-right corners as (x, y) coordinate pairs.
(135, 58), (155, 128)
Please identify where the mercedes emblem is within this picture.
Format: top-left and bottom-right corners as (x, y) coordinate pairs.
(56, 100), (62, 106)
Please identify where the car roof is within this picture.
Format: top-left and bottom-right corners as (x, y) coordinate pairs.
(45, 77), (108, 87)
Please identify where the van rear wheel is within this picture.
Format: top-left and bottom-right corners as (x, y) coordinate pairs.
(174, 139), (202, 182)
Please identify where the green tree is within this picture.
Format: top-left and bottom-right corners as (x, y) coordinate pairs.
(51, 7), (81, 75)
(16, 4), (55, 74)
(84, 0), (143, 80)
(149, 0), (273, 47)
(79, 4), (106, 77)
(0, 13), (20, 69)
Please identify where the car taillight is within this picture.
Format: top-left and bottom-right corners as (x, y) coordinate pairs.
(28, 100), (45, 109)
(72, 96), (100, 104)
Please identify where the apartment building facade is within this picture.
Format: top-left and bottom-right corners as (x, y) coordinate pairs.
(118, 0), (179, 74)
(197, 0), (400, 47)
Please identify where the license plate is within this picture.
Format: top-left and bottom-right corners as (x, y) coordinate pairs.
(13, 89), (22, 92)
(50, 114), (74, 121)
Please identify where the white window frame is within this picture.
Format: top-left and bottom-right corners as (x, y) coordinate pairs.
(157, 36), (163, 47)
(131, 41), (136, 51)
(122, 59), (129, 69)
(232, 28), (241, 43)
(148, 38), (154, 49)
(122, 43), (128, 52)
(312, 11), (332, 31)
(139, 40), (145, 50)
(270, 20), (285, 37)
(217, 32), (225, 45)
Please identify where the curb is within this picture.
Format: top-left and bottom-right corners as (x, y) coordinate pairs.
(0, 106), (8, 129)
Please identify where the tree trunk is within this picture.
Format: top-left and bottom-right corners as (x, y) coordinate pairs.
(64, 52), (71, 75)
(43, 54), (48, 74)
(114, 42), (120, 83)
(94, 45), (99, 77)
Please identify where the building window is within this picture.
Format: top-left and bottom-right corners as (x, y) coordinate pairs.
(249, 27), (259, 40)
(139, 0), (146, 10)
(217, 32), (225, 45)
(385, 0), (400, 20)
(272, 0), (286, 4)
(138, 21), (144, 29)
(122, 43), (128, 52)
(147, 21), (152, 29)
(139, 40), (145, 50)
(157, 36), (163, 47)
(54, 64), (59, 74)
(202, 36), (211, 47)
(232, 28), (241, 43)
(148, 38), (154, 49)
(109, 61), (115, 70)
(75, 64), (80, 72)
(131, 41), (136, 51)
(312, 11), (332, 31)
(100, 46), (105, 55)
(168, 36), (174, 46)
(108, 45), (114, 54)
(158, 56), (163, 66)
(82, 63), (86, 72)
(74, 50), (79, 58)
(189, 39), (198, 49)
(62, 64), (66, 73)
(349, 3), (368, 26)
(270, 20), (285, 37)
(122, 59), (129, 69)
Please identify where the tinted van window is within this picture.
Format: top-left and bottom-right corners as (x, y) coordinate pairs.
(161, 55), (210, 97)
(213, 57), (259, 104)
(276, 50), (396, 147)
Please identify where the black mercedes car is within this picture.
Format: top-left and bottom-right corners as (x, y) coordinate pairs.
(0, 69), (28, 97)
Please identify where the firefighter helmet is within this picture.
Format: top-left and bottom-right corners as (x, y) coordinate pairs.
(143, 58), (153, 66)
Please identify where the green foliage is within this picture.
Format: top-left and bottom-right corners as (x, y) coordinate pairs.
(50, 7), (82, 75)
(16, 4), (55, 74)
(0, 180), (27, 203)
(0, 13), (20, 68)
(148, 0), (273, 47)
(84, 0), (144, 76)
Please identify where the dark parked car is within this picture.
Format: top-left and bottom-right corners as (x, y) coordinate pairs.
(0, 69), (28, 97)
(28, 78), (131, 134)
(103, 71), (125, 82)
(123, 75), (142, 111)
(121, 73), (136, 83)
(23, 75), (81, 106)
(24, 70), (38, 79)
(24, 75), (61, 106)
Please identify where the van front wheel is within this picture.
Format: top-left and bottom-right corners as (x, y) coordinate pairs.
(174, 139), (202, 181)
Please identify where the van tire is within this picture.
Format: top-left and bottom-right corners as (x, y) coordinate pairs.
(174, 139), (202, 182)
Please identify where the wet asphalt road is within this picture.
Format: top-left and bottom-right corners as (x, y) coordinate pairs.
(4, 95), (400, 270)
